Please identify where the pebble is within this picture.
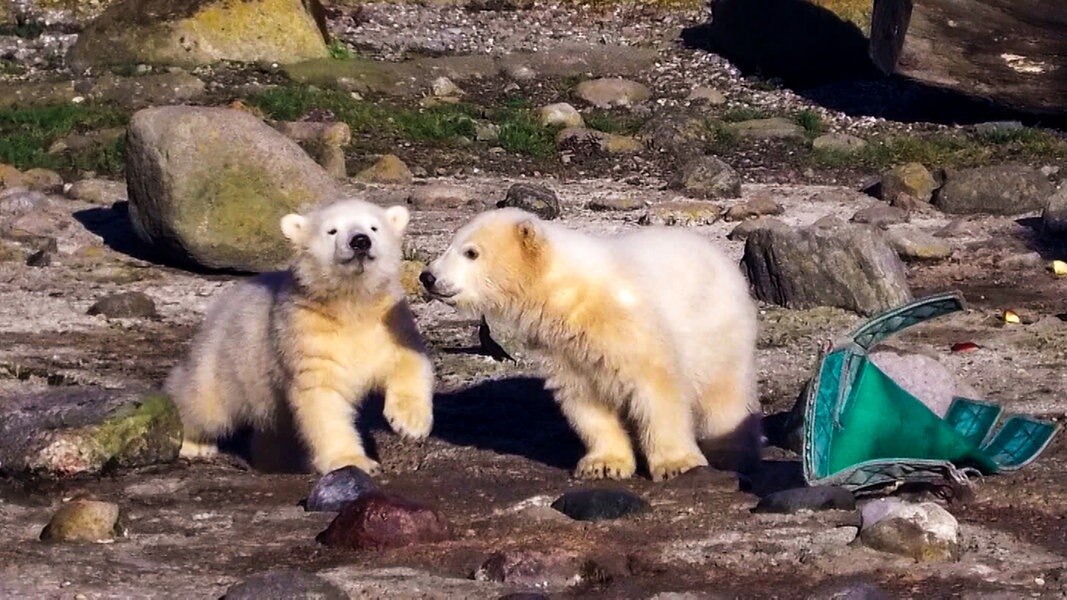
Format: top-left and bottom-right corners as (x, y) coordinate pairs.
(575, 77), (651, 108)
(497, 182), (561, 220)
(86, 292), (159, 319)
(850, 205), (909, 228)
(304, 466), (378, 512)
(859, 498), (959, 562)
(550, 488), (650, 521)
(538, 103), (584, 129)
(752, 486), (856, 514)
(40, 498), (125, 543)
(723, 195), (784, 222)
(357, 154), (414, 184)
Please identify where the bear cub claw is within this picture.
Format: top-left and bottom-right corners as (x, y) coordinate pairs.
(383, 396), (433, 440)
(575, 454), (638, 480)
(649, 453), (709, 482)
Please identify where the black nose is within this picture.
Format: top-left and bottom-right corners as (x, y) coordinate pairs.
(419, 270), (436, 289)
(349, 234), (371, 252)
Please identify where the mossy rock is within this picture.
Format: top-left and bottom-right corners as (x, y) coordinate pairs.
(125, 106), (342, 271)
(68, 0), (330, 70)
(0, 388), (182, 477)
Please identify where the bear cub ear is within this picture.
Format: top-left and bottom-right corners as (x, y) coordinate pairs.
(515, 217), (541, 253)
(280, 214), (308, 244)
(384, 206), (410, 235)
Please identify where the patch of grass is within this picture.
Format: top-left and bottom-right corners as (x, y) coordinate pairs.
(248, 86), (383, 129)
(0, 103), (129, 175)
(327, 39), (353, 60)
(721, 106), (769, 122)
(0, 20), (45, 39)
(795, 109), (826, 137)
(394, 104), (477, 141)
(490, 104), (557, 157)
(584, 110), (646, 135)
(706, 119), (739, 155)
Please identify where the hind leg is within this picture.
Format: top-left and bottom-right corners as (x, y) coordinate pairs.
(696, 364), (763, 473)
(166, 368), (231, 460)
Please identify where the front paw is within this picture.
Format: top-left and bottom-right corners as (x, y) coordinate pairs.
(384, 394), (433, 440)
(648, 452), (708, 482)
(317, 453), (381, 476)
(180, 439), (219, 459)
(575, 453), (637, 480)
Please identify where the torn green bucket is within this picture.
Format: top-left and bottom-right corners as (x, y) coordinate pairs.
(802, 292), (1060, 494)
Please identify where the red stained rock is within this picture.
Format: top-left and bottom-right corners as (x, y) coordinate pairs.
(315, 491), (452, 550)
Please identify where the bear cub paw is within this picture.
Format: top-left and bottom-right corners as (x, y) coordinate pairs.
(383, 395), (433, 440)
(575, 453), (638, 480)
(648, 453), (709, 482)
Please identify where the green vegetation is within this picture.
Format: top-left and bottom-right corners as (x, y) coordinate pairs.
(721, 106), (768, 122)
(0, 103), (129, 175)
(795, 109), (826, 137)
(489, 97), (557, 157)
(327, 39), (353, 60)
(584, 110), (646, 135)
(706, 120), (740, 155)
(809, 128), (1067, 170)
(0, 20), (45, 39)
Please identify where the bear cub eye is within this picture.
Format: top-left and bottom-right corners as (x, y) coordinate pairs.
(371, 226), (378, 232)
(327, 228), (337, 235)
(463, 248), (479, 260)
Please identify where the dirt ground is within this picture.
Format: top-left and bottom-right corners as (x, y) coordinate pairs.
(1, 175), (1065, 599)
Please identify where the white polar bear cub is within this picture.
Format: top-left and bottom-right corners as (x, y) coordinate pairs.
(421, 208), (761, 481)
(166, 199), (434, 475)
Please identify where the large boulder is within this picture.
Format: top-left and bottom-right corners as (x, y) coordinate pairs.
(125, 106), (342, 272)
(1042, 186), (1067, 236)
(741, 221), (912, 316)
(934, 164), (1054, 215)
(0, 388), (181, 477)
(68, 0), (329, 71)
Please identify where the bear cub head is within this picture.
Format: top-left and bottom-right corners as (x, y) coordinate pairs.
(420, 208), (545, 317)
(281, 198), (410, 297)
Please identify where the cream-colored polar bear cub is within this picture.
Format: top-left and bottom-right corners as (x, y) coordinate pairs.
(421, 208), (761, 481)
(166, 199), (434, 475)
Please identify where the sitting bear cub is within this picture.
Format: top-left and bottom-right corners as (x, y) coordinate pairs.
(422, 208), (761, 481)
(166, 199), (434, 474)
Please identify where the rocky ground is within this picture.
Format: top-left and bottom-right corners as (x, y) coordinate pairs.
(2, 0), (1067, 598)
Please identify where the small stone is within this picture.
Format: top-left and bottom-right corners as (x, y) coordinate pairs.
(850, 205), (909, 228)
(752, 486), (855, 514)
(498, 183), (561, 220)
(723, 196), (784, 222)
(223, 569), (347, 600)
(538, 103), (584, 129)
(686, 86), (726, 105)
(669, 156), (741, 199)
(886, 227), (952, 261)
(639, 110), (709, 158)
(87, 292), (159, 319)
(304, 466), (378, 512)
(357, 154), (413, 185)
(0, 163), (27, 189)
(998, 251), (1045, 269)
(555, 127), (638, 156)
(408, 185), (477, 210)
(859, 498), (959, 562)
(880, 162), (937, 203)
(474, 550), (607, 589)
(40, 499), (124, 543)
(475, 121), (500, 142)
(935, 164), (1053, 215)
(1041, 186), (1067, 235)
(22, 168), (64, 193)
(587, 197), (644, 212)
(639, 200), (722, 226)
(575, 78), (651, 108)
(727, 217), (787, 241)
(807, 581), (892, 600)
(550, 488), (650, 521)
(66, 178), (127, 206)
(503, 63), (537, 81)
(431, 76), (464, 98)
(727, 117), (805, 141)
(812, 133), (867, 153)
(316, 491), (452, 550)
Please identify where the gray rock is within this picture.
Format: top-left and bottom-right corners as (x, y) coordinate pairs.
(880, 162), (937, 203)
(1041, 186), (1067, 235)
(357, 154), (413, 184)
(21, 168), (64, 193)
(752, 486), (855, 514)
(431, 76), (464, 98)
(668, 156), (741, 199)
(640, 110), (710, 158)
(574, 77), (651, 108)
(555, 127), (640, 156)
(66, 178), (127, 206)
(319, 567), (505, 599)
(87, 292), (159, 319)
(807, 581), (892, 600)
(741, 222), (912, 316)
(40, 498), (125, 543)
(727, 217), (788, 241)
(727, 117), (805, 141)
(723, 196), (783, 222)
(687, 86), (726, 105)
(812, 133), (867, 153)
(934, 164), (1053, 215)
(859, 498), (959, 562)
(305, 466), (378, 512)
(587, 197), (645, 212)
(639, 201), (723, 226)
(223, 569), (347, 600)
(998, 251), (1045, 269)
(274, 121), (351, 179)
(886, 227), (953, 262)
(498, 183), (561, 220)
(550, 488), (650, 521)
(538, 103), (584, 128)
(972, 121), (1023, 135)
(0, 388), (181, 476)
(0, 188), (50, 219)
(408, 184), (477, 210)
(125, 106), (342, 272)
(474, 550), (609, 590)
(851, 205), (909, 228)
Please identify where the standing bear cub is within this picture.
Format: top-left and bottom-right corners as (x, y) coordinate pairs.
(166, 199), (434, 475)
(421, 208), (761, 481)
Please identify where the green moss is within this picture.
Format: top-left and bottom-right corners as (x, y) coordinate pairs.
(584, 110), (647, 135)
(92, 393), (181, 464)
(0, 103), (129, 176)
(327, 39), (353, 60)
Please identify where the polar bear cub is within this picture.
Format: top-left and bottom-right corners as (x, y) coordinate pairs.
(421, 208), (761, 481)
(166, 199), (434, 475)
